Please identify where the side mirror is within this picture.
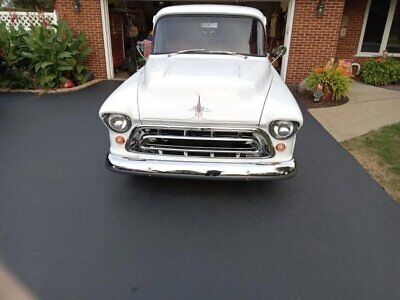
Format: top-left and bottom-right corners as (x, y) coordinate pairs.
(276, 45), (287, 57)
(271, 45), (287, 64)
(136, 41), (147, 61)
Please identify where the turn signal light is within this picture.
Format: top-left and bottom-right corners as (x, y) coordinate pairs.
(115, 136), (125, 144)
(275, 143), (286, 152)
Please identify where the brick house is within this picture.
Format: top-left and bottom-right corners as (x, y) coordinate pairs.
(55, 0), (400, 84)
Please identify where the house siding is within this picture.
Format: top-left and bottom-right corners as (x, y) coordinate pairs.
(55, 0), (108, 79)
(286, 0), (346, 84)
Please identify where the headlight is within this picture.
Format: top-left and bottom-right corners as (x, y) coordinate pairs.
(269, 120), (298, 140)
(103, 114), (131, 133)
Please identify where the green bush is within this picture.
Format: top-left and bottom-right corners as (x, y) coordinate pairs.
(306, 66), (353, 101)
(385, 57), (400, 83)
(0, 20), (92, 89)
(0, 0), (55, 11)
(361, 57), (400, 86)
(0, 23), (30, 88)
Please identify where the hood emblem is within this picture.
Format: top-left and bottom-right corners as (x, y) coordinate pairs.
(189, 96), (210, 119)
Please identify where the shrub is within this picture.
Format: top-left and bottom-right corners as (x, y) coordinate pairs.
(0, 20), (92, 89)
(306, 65), (353, 101)
(0, 0), (55, 12)
(0, 23), (31, 88)
(361, 57), (400, 86)
(384, 57), (400, 83)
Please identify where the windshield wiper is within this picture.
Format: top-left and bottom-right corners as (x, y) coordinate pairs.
(167, 49), (247, 58)
(167, 49), (206, 56)
(207, 50), (248, 59)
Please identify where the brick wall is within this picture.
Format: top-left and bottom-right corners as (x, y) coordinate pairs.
(286, 0), (345, 84)
(55, 0), (107, 79)
(336, 0), (369, 64)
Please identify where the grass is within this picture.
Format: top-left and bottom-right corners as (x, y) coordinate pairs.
(343, 122), (400, 204)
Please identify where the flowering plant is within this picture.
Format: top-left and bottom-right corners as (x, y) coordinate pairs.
(306, 60), (353, 101)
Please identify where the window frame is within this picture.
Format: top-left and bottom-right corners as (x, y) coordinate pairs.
(151, 14), (267, 57)
(357, 0), (399, 57)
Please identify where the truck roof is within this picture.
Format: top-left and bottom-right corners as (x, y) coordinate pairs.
(153, 5), (267, 26)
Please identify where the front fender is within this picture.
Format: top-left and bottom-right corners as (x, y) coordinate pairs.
(98, 70), (142, 121)
(259, 68), (303, 128)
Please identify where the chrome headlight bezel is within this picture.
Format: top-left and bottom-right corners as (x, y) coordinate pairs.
(269, 120), (298, 140)
(102, 113), (132, 133)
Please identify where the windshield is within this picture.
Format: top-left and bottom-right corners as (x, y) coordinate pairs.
(153, 15), (266, 56)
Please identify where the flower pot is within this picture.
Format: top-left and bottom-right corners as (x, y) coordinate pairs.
(323, 91), (333, 102)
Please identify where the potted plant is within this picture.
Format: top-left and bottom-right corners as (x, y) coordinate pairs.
(306, 62), (353, 102)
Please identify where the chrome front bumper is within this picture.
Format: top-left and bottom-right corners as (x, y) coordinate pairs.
(106, 153), (296, 180)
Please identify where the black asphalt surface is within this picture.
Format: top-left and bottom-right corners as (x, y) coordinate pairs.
(0, 81), (399, 300)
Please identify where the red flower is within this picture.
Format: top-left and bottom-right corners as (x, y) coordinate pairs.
(9, 12), (18, 24)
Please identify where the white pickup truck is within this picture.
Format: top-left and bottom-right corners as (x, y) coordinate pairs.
(99, 4), (303, 180)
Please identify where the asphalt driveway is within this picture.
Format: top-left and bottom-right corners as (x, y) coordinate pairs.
(0, 81), (399, 299)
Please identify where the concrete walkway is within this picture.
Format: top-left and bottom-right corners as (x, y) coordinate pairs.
(309, 82), (400, 142)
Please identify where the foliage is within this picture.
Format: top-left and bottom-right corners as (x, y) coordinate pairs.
(0, 20), (92, 89)
(361, 57), (400, 86)
(0, 0), (55, 11)
(306, 65), (353, 101)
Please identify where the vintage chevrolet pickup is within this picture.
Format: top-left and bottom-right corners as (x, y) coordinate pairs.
(99, 4), (303, 179)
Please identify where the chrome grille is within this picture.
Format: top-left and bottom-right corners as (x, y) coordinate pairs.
(126, 126), (272, 158)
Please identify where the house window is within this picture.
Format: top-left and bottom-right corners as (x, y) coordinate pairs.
(387, 0), (400, 53)
(359, 0), (400, 55)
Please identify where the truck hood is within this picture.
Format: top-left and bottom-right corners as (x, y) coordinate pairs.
(137, 55), (274, 125)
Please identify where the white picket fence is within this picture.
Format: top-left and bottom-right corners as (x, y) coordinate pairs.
(0, 11), (57, 30)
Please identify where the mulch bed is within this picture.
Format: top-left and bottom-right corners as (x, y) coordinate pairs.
(381, 84), (400, 92)
(0, 79), (102, 94)
(289, 86), (349, 109)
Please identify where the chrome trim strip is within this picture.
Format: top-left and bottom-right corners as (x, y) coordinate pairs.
(142, 135), (256, 143)
(140, 145), (259, 154)
(132, 124), (261, 131)
(141, 144), (257, 151)
(106, 153), (296, 180)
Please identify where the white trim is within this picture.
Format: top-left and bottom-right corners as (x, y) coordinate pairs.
(355, 53), (400, 58)
(53, 9), (58, 23)
(100, 0), (114, 79)
(357, 0), (399, 56)
(380, 0), (397, 53)
(0, 10), (58, 30)
(281, 0), (294, 81)
(357, 0), (371, 54)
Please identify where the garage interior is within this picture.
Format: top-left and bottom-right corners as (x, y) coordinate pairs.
(107, 0), (289, 79)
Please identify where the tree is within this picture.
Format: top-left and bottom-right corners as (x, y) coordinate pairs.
(0, 0), (55, 11)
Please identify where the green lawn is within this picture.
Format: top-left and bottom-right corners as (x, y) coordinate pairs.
(343, 123), (400, 203)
